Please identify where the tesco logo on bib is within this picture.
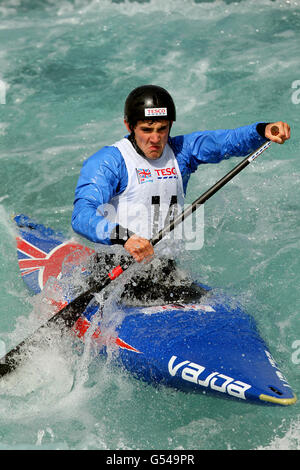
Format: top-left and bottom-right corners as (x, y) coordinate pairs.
(155, 167), (178, 179)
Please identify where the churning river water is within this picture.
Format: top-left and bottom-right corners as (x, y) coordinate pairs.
(0, 0), (299, 450)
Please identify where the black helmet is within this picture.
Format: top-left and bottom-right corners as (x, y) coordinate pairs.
(124, 85), (176, 128)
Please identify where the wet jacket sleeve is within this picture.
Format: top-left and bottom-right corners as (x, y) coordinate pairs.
(171, 122), (268, 193)
(71, 146), (128, 244)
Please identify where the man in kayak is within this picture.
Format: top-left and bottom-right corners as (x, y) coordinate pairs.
(72, 85), (290, 266)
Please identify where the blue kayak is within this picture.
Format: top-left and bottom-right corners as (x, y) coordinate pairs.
(14, 214), (297, 406)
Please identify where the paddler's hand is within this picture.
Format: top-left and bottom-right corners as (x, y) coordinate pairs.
(265, 121), (290, 144)
(124, 234), (154, 263)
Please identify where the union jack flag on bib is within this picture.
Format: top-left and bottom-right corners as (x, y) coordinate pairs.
(136, 168), (153, 184)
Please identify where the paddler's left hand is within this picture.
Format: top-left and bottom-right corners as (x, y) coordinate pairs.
(124, 234), (154, 263)
(265, 121), (291, 144)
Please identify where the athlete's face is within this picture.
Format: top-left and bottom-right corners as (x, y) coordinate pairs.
(125, 119), (171, 159)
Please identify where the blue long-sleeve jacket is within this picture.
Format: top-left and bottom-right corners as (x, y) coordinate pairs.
(72, 122), (267, 245)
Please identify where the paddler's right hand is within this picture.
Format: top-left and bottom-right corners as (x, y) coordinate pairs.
(124, 234), (154, 263)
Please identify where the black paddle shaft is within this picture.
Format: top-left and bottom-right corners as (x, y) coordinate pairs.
(0, 140), (271, 377)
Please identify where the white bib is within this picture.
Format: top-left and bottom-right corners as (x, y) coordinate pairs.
(105, 138), (184, 240)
